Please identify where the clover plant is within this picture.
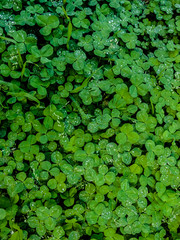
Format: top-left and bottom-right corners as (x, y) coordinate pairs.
(0, 0), (180, 239)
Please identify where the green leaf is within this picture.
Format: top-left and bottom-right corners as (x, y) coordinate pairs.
(47, 179), (57, 189)
(62, 6), (70, 20)
(116, 132), (127, 145)
(155, 182), (166, 196)
(36, 15), (59, 28)
(127, 132), (140, 144)
(69, 231), (80, 240)
(52, 56), (66, 71)
(129, 85), (138, 98)
(0, 64), (11, 77)
(19, 141), (31, 153)
(36, 207), (49, 220)
(71, 66), (103, 93)
(11, 30), (27, 42)
(0, 40), (6, 53)
(118, 33), (138, 49)
(45, 217), (56, 231)
(78, 35), (93, 52)
(9, 231), (21, 240)
(53, 226), (65, 238)
(86, 211), (98, 225)
(67, 21), (72, 49)
(130, 164), (143, 175)
(0, 36), (17, 44)
(0, 208), (6, 220)
(40, 44), (53, 57)
(73, 50), (87, 71)
(176, 19), (180, 31)
(36, 223), (46, 237)
(50, 205), (62, 218)
(21, 61), (27, 80)
(27, 217), (39, 228)
(7, 91), (40, 106)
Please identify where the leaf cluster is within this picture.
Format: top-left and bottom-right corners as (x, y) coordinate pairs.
(0, 0), (180, 240)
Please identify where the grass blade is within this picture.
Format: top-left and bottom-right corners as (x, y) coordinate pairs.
(71, 65), (104, 93)
(67, 21), (72, 50)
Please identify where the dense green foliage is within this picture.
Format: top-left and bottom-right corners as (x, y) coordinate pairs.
(0, 0), (180, 239)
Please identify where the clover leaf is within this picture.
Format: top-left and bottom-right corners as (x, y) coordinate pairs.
(15, 10), (35, 26)
(0, 64), (21, 78)
(29, 75), (49, 96)
(26, 4), (44, 14)
(0, 208), (6, 220)
(78, 35), (93, 52)
(28, 44), (53, 63)
(86, 211), (98, 225)
(52, 56), (67, 72)
(66, 50), (86, 71)
(53, 226), (65, 238)
(0, 0), (179, 239)
(72, 10), (90, 29)
(92, 31), (108, 50)
(69, 231), (80, 240)
(118, 32), (138, 49)
(11, 30), (27, 43)
(1, 0), (22, 11)
(36, 15), (59, 36)
(176, 18), (180, 31)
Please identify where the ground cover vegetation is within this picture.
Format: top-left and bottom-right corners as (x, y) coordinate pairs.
(0, 0), (180, 239)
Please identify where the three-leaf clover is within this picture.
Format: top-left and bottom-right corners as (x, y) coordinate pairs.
(65, 50), (86, 71)
(78, 35), (93, 52)
(72, 10), (90, 29)
(118, 32), (138, 49)
(36, 15), (60, 36)
(27, 44), (53, 63)
(52, 56), (67, 72)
